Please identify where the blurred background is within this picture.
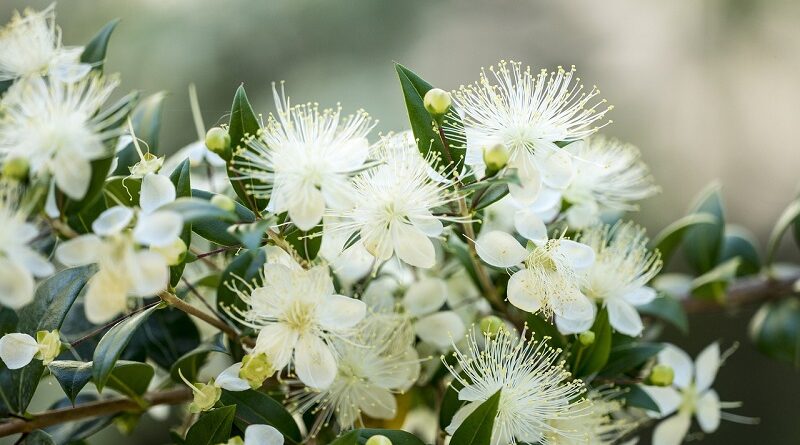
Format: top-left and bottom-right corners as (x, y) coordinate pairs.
(2, 0), (800, 443)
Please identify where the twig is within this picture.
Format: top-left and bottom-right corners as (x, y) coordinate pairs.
(158, 291), (254, 347)
(682, 274), (798, 314)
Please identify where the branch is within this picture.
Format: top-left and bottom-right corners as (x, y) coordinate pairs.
(0, 388), (192, 437)
(159, 291), (255, 348)
(682, 274), (798, 314)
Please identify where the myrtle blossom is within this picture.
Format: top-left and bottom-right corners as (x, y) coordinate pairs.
(642, 343), (746, 445)
(234, 83), (375, 230)
(291, 313), (420, 435)
(0, 3), (90, 82)
(327, 135), (463, 269)
(445, 328), (590, 445)
(0, 181), (54, 309)
(562, 136), (659, 228)
(452, 60), (612, 206)
(55, 173), (183, 323)
(226, 247), (366, 389)
(0, 73), (121, 199)
(0, 329), (60, 369)
(545, 389), (637, 445)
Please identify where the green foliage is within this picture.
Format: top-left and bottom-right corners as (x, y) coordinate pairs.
(170, 337), (228, 383)
(690, 257), (741, 301)
(227, 85), (269, 214)
(219, 389), (302, 443)
(190, 189), (256, 246)
(170, 159), (193, 286)
(285, 224), (323, 261)
(651, 213), (716, 266)
(683, 184), (725, 274)
(637, 295), (689, 334)
(719, 225), (761, 276)
(113, 92), (168, 175)
(93, 305), (160, 391)
(438, 373), (465, 430)
(527, 312), (566, 350)
(330, 429), (427, 445)
(766, 198), (800, 266)
(217, 248), (267, 327)
(601, 342), (664, 376)
(749, 297), (800, 367)
(570, 309), (612, 377)
(450, 390), (501, 445)
(184, 406), (236, 445)
(621, 384), (660, 411)
(80, 19), (120, 69)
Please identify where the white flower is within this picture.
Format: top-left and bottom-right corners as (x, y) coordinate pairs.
(291, 313), (420, 434)
(642, 343), (744, 445)
(0, 4), (90, 82)
(0, 182), (54, 309)
(234, 83), (375, 230)
(475, 228), (595, 325)
(0, 330), (61, 369)
(444, 328), (589, 445)
(328, 136), (462, 269)
(226, 249), (366, 389)
(0, 73), (120, 199)
(575, 223), (662, 336)
(452, 61), (611, 205)
(243, 424), (284, 445)
(55, 174), (183, 323)
(562, 136), (659, 228)
(545, 389), (637, 445)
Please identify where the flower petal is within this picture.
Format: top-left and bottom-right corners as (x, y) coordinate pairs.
(514, 208), (547, 244)
(12, 247), (54, 277)
(534, 142), (574, 189)
(215, 363), (251, 392)
(293, 333), (337, 389)
(0, 257), (35, 309)
(694, 342), (720, 393)
(653, 413), (691, 445)
(623, 286), (658, 306)
(288, 186), (324, 231)
(254, 323), (298, 370)
(56, 234), (103, 266)
(555, 309), (596, 335)
(357, 387), (397, 420)
(403, 278), (448, 317)
(475, 231), (528, 268)
(140, 173), (176, 214)
(92, 206), (134, 236)
(0, 333), (39, 369)
(640, 385), (683, 418)
(415, 311), (466, 350)
(658, 344), (694, 389)
(555, 239), (595, 271)
(410, 212), (444, 237)
(54, 153), (92, 200)
(607, 298), (644, 337)
(695, 389), (721, 433)
(127, 250), (169, 296)
(244, 424), (285, 445)
(84, 271), (130, 324)
(392, 222), (436, 268)
(133, 211), (183, 247)
(317, 294), (367, 331)
(507, 269), (542, 313)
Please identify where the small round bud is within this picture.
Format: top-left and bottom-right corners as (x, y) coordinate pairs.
(189, 380), (222, 413)
(648, 364), (675, 387)
(423, 88), (451, 116)
(205, 127), (231, 157)
(211, 194), (237, 213)
(35, 330), (61, 365)
(479, 315), (505, 337)
(365, 435), (393, 445)
(483, 143), (510, 172)
(578, 330), (595, 347)
(239, 353), (275, 389)
(2, 157), (29, 181)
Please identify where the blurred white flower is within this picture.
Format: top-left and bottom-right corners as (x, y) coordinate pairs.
(55, 174), (182, 323)
(0, 4), (90, 82)
(576, 223), (662, 336)
(242, 424), (284, 445)
(0, 182), (54, 309)
(562, 137), (659, 228)
(642, 343), (746, 445)
(403, 277), (467, 350)
(234, 83), (375, 230)
(0, 73), (120, 199)
(226, 250), (366, 389)
(0, 329), (61, 369)
(453, 61), (611, 205)
(445, 328), (590, 445)
(545, 389), (637, 445)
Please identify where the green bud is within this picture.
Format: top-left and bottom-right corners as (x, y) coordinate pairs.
(211, 194), (237, 212)
(2, 157), (29, 181)
(365, 435), (393, 445)
(483, 143), (510, 173)
(239, 353), (275, 389)
(188, 380), (221, 413)
(479, 315), (505, 337)
(205, 127), (231, 158)
(578, 330), (595, 347)
(423, 88), (451, 116)
(648, 364), (675, 387)
(35, 330), (61, 365)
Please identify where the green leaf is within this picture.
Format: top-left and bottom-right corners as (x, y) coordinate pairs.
(766, 199), (800, 266)
(0, 266), (94, 414)
(104, 176), (142, 207)
(217, 248), (267, 327)
(219, 389), (302, 443)
(47, 361), (93, 404)
(229, 219), (271, 250)
(285, 224), (322, 261)
(191, 189), (255, 246)
(160, 197), (237, 224)
(471, 183), (510, 212)
(650, 213), (717, 266)
(21, 430), (56, 444)
(572, 309), (612, 377)
(80, 19), (120, 69)
(637, 295), (689, 334)
(184, 406), (236, 445)
(227, 85), (268, 214)
(92, 305), (159, 391)
(719, 225), (760, 276)
(527, 312), (566, 350)
(45, 395), (115, 442)
(690, 257), (741, 301)
(113, 92), (167, 175)
(438, 374), (465, 430)
(138, 307), (200, 370)
(601, 343), (664, 376)
(450, 390), (501, 445)
(170, 159), (193, 286)
(749, 297), (800, 367)
(683, 184), (725, 273)
(622, 384), (660, 411)
(170, 338), (228, 383)
(395, 63), (465, 174)
(104, 361), (154, 401)
(329, 429), (427, 445)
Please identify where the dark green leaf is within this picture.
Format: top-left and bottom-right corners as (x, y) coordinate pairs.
(160, 197), (237, 223)
(439, 374), (465, 430)
(719, 225), (760, 276)
(285, 224), (322, 261)
(601, 343), (664, 376)
(683, 184), (725, 273)
(749, 297), (800, 367)
(170, 159), (193, 286)
(637, 296), (689, 334)
(184, 406), (236, 445)
(92, 305), (159, 391)
(139, 307), (200, 370)
(170, 338), (228, 383)
(450, 390), (501, 445)
(113, 92), (167, 175)
(767, 199), (800, 266)
(217, 249), (267, 327)
(622, 384), (660, 411)
(48, 361), (93, 404)
(572, 309), (612, 377)
(329, 429), (426, 445)
(229, 219), (271, 250)
(104, 361), (154, 401)
(471, 183), (509, 212)
(59, 156), (116, 217)
(80, 19), (120, 69)
(527, 312), (566, 350)
(690, 257), (740, 301)
(191, 189), (255, 246)
(650, 213), (717, 266)
(219, 389), (302, 443)
(227, 85), (268, 214)
(22, 430), (56, 444)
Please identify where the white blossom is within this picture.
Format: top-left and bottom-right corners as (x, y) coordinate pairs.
(545, 389), (637, 445)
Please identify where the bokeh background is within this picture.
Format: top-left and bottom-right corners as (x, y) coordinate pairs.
(2, 0), (800, 443)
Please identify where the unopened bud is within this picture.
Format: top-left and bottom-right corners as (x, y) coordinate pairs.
(211, 194), (237, 212)
(365, 435), (393, 445)
(2, 157), (29, 181)
(423, 88), (451, 116)
(205, 127), (231, 158)
(35, 330), (61, 365)
(578, 330), (595, 347)
(648, 364), (675, 387)
(151, 237), (187, 266)
(479, 315), (505, 337)
(239, 353), (274, 389)
(483, 143), (509, 173)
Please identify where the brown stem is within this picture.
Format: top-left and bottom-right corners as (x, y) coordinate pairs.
(159, 291), (254, 347)
(0, 388), (192, 437)
(682, 274), (798, 314)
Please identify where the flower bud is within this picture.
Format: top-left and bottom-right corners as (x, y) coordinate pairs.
(483, 143), (509, 173)
(211, 194), (237, 212)
(578, 330), (595, 347)
(188, 380), (222, 413)
(648, 364), (675, 387)
(2, 157), (29, 181)
(423, 88), (451, 116)
(239, 353), (274, 389)
(205, 127), (231, 158)
(151, 237), (188, 266)
(365, 435), (393, 445)
(479, 315), (505, 337)
(35, 330), (61, 365)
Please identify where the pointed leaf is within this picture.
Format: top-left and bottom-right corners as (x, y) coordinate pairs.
(219, 389), (302, 443)
(682, 184), (725, 273)
(450, 390), (501, 445)
(80, 19), (120, 69)
(227, 85), (268, 214)
(651, 213), (717, 266)
(184, 406), (236, 445)
(92, 305), (159, 391)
